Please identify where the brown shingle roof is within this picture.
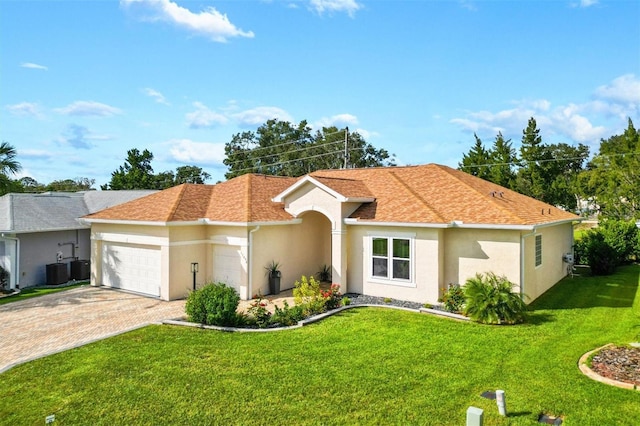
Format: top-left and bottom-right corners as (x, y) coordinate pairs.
(85, 164), (579, 226)
(311, 164), (578, 225)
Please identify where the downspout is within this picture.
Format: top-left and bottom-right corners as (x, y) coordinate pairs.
(1, 234), (20, 290)
(520, 229), (536, 300)
(248, 226), (261, 299)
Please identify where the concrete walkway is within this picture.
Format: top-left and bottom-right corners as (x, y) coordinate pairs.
(0, 286), (186, 373)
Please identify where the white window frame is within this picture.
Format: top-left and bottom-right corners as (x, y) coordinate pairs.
(368, 232), (415, 287)
(535, 234), (542, 267)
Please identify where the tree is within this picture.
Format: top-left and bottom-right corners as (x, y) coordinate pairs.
(102, 148), (156, 190)
(515, 117), (549, 200)
(175, 165), (211, 185)
(487, 132), (517, 189)
(19, 177), (44, 192)
(223, 119), (394, 179)
(46, 178), (95, 192)
(542, 142), (589, 210)
(0, 142), (22, 196)
(458, 134), (491, 180)
(580, 118), (640, 220)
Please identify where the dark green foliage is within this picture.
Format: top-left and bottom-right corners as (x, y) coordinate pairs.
(271, 300), (305, 326)
(102, 148), (211, 190)
(463, 272), (527, 324)
(457, 117), (590, 211)
(574, 231), (618, 275)
(185, 282), (243, 326)
(458, 134), (491, 180)
(223, 119), (395, 179)
(574, 220), (639, 275)
(438, 284), (465, 313)
(580, 118), (640, 220)
(246, 295), (272, 328)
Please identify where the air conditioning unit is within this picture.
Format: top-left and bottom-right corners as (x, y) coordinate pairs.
(563, 253), (574, 264)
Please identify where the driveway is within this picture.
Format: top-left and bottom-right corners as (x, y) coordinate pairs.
(0, 286), (185, 373)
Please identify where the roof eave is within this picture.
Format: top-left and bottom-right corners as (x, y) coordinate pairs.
(202, 218), (303, 227)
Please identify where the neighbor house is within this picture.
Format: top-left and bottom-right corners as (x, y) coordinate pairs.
(0, 190), (156, 291)
(83, 164), (579, 305)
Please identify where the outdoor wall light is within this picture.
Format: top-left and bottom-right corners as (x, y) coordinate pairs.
(191, 262), (199, 290)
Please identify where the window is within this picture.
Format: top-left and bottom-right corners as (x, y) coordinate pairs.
(535, 235), (542, 267)
(371, 236), (412, 282)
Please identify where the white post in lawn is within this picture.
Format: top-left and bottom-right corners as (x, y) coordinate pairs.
(496, 390), (507, 416)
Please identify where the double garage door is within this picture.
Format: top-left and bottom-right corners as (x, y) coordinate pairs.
(101, 243), (161, 297)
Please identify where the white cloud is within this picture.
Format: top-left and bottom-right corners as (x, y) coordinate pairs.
(186, 102), (228, 128)
(55, 101), (122, 117)
(20, 62), (48, 70)
(310, 0), (362, 16)
(233, 106), (293, 127)
(57, 124), (113, 149)
(6, 102), (44, 118)
(571, 0), (598, 8)
(353, 128), (379, 139)
(314, 113), (359, 129)
(19, 149), (53, 160)
(121, 0), (254, 43)
(142, 87), (170, 105)
(594, 74), (640, 105)
(168, 139), (226, 165)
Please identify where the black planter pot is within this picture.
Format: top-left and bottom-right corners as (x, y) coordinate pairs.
(269, 271), (281, 295)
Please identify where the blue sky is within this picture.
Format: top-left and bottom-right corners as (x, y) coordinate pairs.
(2, 0), (639, 187)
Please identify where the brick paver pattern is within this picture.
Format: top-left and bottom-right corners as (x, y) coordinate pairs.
(0, 286), (185, 373)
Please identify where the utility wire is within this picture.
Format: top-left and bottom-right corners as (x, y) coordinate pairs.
(459, 151), (640, 170)
(225, 128), (346, 158)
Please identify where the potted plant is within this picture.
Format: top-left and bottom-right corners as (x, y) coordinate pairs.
(265, 261), (281, 295)
(317, 264), (331, 283)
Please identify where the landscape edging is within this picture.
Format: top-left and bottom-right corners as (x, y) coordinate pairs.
(578, 343), (639, 391)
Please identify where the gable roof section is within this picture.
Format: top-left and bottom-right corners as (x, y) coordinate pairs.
(86, 175), (298, 224)
(273, 175), (374, 203)
(204, 174), (297, 222)
(311, 164), (578, 226)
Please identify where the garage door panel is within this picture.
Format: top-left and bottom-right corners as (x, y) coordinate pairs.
(102, 243), (161, 297)
(213, 245), (242, 292)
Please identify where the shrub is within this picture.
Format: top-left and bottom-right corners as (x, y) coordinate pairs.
(341, 297), (351, 306)
(439, 284), (464, 313)
(185, 282), (243, 327)
(463, 273), (527, 325)
(246, 295), (272, 328)
(574, 230), (618, 275)
(272, 300), (305, 326)
(322, 283), (342, 310)
(293, 275), (327, 316)
(600, 220), (639, 263)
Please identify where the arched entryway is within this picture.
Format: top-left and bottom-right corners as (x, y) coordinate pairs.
(293, 210), (332, 283)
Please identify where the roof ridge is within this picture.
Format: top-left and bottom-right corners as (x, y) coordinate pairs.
(166, 184), (187, 222)
(437, 165), (525, 223)
(388, 170), (447, 222)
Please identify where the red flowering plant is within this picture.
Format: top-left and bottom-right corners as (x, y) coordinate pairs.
(247, 294), (272, 328)
(322, 283), (342, 310)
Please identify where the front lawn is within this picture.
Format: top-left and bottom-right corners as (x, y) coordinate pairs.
(0, 282), (86, 306)
(1, 267), (639, 425)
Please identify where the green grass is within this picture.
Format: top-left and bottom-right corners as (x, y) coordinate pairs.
(0, 282), (87, 306)
(1, 268), (639, 425)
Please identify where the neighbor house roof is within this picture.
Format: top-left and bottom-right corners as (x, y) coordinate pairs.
(0, 190), (156, 233)
(84, 164), (579, 227)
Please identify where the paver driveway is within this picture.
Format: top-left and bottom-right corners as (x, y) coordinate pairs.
(0, 286), (185, 373)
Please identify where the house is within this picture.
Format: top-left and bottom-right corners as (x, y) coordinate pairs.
(0, 190), (156, 291)
(83, 164), (580, 304)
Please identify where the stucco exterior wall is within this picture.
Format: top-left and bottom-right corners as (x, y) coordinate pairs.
(347, 225), (442, 304)
(14, 229), (91, 287)
(522, 223), (573, 301)
(251, 213), (331, 297)
(443, 228), (521, 292)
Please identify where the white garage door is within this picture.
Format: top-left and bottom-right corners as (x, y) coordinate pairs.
(102, 243), (161, 297)
(213, 245), (242, 292)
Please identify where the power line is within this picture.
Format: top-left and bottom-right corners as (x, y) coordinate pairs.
(225, 128), (346, 158)
(459, 151), (640, 170)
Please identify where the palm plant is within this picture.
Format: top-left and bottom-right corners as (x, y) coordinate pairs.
(0, 142), (21, 176)
(463, 272), (527, 325)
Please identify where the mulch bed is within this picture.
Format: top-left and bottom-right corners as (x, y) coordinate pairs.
(590, 345), (640, 386)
